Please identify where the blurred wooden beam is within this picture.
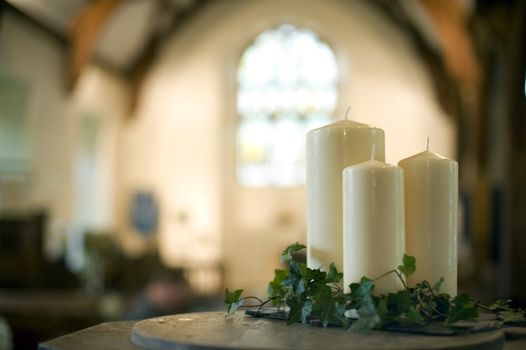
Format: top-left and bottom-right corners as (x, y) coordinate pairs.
(372, 0), (463, 120)
(1, 1), (67, 45)
(127, 0), (209, 115)
(419, 0), (480, 90)
(69, 0), (122, 90)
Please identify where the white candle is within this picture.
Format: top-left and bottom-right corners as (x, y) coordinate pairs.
(398, 143), (458, 295)
(343, 157), (405, 294)
(307, 119), (385, 272)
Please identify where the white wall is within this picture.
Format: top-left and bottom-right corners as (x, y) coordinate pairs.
(0, 12), (73, 219)
(119, 0), (456, 295)
(0, 13), (127, 258)
(71, 65), (127, 231)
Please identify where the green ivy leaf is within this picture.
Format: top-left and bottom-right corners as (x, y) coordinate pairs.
(377, 296), (389, 321)
(313, 286), (335, 327)
(348, 277), (381, 330)
(390, 290), (413, 314)
(435, 294), (451, 315)
(378, 289), (425, 326)
(497, 310), (526, 324)
(398, 254), (416, 278)
(306, 267), (326, 282)
(350, 295), (381, 331)
(300, 300), (313, 324)
(453, 294), (471, 307)
(268, 269), (288, 304)
(286, 296), (304, 325)
(406, 306), (425, 325)
(305, 268), (327, 296)
(325, 263), (343, 284)
(284, 261), (307, 296)
(224, 288), (244, 316)
(488, 300), (525, 324)
(280, 242), (306, 263)
(349, 277), (374, 301)
(446, 294), (478, 324)
(488, 299), (512, 312)
(333, 297), (350, 328)
(295, 278), (306, 296)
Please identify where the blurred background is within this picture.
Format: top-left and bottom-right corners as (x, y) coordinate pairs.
(0, 0), (524, 348)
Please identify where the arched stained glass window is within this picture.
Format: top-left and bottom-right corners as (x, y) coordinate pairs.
(236, 24), (339, 187)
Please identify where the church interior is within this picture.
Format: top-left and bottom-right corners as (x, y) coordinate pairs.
(0, 0), (525, 348)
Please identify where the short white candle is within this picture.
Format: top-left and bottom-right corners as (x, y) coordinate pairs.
(343, 154), (405, 294)
(307, 118), (385, 273)
(398, 141), (458, 295)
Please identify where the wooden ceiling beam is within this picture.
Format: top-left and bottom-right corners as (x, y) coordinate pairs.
(127, 0), (209, 115)
(418, 0), (480, 91)
(68, 0), (122, 90)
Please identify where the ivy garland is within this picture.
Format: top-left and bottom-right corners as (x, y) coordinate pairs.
(225, 242), (525, 331)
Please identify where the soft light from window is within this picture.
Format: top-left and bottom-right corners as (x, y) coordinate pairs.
(236, 24), (339, 187)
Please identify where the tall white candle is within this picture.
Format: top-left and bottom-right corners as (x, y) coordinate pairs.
(398, 143), (458, 295)
(343, 157), (405, 294)
(307, 119), (385, 272)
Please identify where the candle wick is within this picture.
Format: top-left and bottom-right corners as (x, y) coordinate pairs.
(345, 107), (351, 120)
(426, 137), (430, 151)
(371, 144), (376, 160)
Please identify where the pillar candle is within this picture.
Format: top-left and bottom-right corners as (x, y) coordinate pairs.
(307, 120), (385, 272)
(343, 158), (405, 294)
(398, 146), (458, 295)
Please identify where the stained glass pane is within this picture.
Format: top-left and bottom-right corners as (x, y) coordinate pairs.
(237, 24), (338, 187)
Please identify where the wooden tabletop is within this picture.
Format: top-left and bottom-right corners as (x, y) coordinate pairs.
(40, 312), (526, 350)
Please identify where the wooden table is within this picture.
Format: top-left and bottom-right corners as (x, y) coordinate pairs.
(40, 312), (526, 350)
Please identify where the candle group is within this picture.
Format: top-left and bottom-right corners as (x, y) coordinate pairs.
(306, 118), (458, 295)
(306, 120), (385, 273)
